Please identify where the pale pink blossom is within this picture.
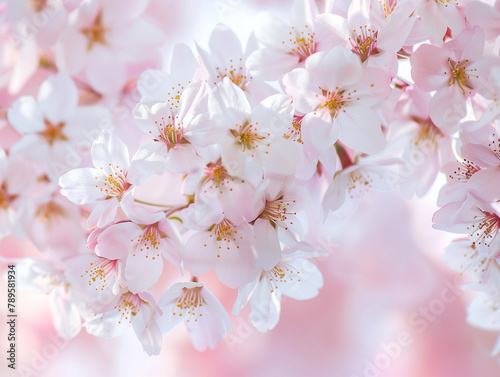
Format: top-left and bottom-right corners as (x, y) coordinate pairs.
(209, 78), (299, 185)
(317, 0), (416, 74)
(55, 0), (164, 95)
(246, 0), (338, 80)
(84, 290), (163, 356)
(197, 24), (275, 103)
(416, 0), (466, 43)
(95, 202), (183, 293)
(442, 238), (500, 288)
(410, 26), (497, 131)
(157, 281), (231, 351)
(17, 258), (82, 339)
(233, 252), (323, 332)
(7, 73), (112, 177)
(58, 130), (147, 228)
(132, 80), (210, 175)
(183, 217), (258, 288)
(283, 46), (391, 155)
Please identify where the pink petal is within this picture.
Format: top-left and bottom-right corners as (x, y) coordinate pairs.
(96, 222), (141, 259)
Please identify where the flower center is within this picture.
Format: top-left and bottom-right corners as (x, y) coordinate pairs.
(153, 115), (185, 151)
(447, 58), (477, 95)
(35, 201), (66, 225)
(258, 196), (297, 230)
(131, 224), (163, 260)
(456, 243), (495, 285)
(450, 159), (480, 182)
(261, 262), (301, 293)
(206, 219), (242, 256)
(410, 120), (442, 156)
(488, 136), (500, 160)
(0, 183), (17, 210)
(115, 292), (141, 324)
(81, 258), (117, 291)
(316, 89), (347, 119)
(349, 26), (378, 62)
(468, 209), (500, 247)
(283, 25), (316, 63)
(39, 119), (68, 146)
(81, 12), (108, 51)
(346, 169), (374, 199)
(95, 165), (130, 198)
(231, 120), (270, 156)
(215, 58), (249, 89)
(201, 161), (231, 192)
(283, 115), (303, 143)
(173, 286), (205, 323)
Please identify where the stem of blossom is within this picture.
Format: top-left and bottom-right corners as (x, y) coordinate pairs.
(191, 276), (198, 283)
(164, 204), (190, 217)
(134, 198), (174, 208)
(334, 142), (353, 170)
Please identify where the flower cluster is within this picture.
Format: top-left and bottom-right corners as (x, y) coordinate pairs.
(1, 0), (500, 357)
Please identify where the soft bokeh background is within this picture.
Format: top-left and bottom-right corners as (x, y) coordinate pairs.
(1, 1), (500, 376)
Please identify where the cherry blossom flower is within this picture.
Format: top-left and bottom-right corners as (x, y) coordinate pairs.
(197, 24), (274, 103)
(458, 137), (500, 202)
(246, 0), (337, 81)
(232, 252), (323, 332)
(58, 130), (147, 228)
(95, 203), (184, 293)
(316, 0), (416, 74)
(7, 73), (112, 177)
(322, 150), (398, 216)
(469, 66), (500, 129)
(25, 186), (86, 260)
(157, 281), (231, 351)
(209, 77), (299, 185)
(183, 216), (258, 288)
(7, 0), (69, 49)
(283, 46), (391, 155)
(136, 43), (203, 108)
(466, 0), (500, 43)
(385, 85), (454, 198)
(17, 258), (82, 339)
(416, 0), (466, 43)
(410, 26), (497, 131)
(5, 0), (500, 360)
(132, 80), (210, 175)
(66, 251), (125, 311)
(433, 193), (500, 253)
(84, 290), (163, 356)
(55, 0), (164, 95)
(442, 238), (500, 288)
